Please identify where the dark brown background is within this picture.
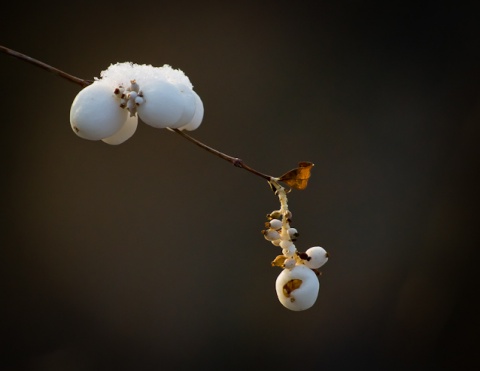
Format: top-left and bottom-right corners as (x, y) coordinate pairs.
(1, 1), (479, 370)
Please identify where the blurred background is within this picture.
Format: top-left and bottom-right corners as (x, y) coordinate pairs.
(1, 1), (478, 370)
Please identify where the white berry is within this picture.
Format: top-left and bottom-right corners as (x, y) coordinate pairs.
(282, 244), (296, 257)
(304, 246), (329, 269)
(136, 80), (186, 128)
(283, 258), (296, 269)
(275, 265), (319, 311)
(102, 114), (138, 145)
(70, 81), (128, 140)
(288, 227), (299, 238)
(279, 240), (293, 249)
(178, 90), (204, 131)
(263, 229), (281, 241)
(268, 219), (282, 230)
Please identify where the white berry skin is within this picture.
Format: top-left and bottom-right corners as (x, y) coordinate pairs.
(275, 265), (319, 311)
(136, 80), (185, 128)
(304, 246), (329, 269)
(263, 229), (281, 241)
(173, 83), (196, 127)
(269, 219), (282, 230)
(288, 228), (299, 237)
(283, 258), (296, 269)
(280, 240), (293, 250)
(178, 90), (204, 131)
(70, 82), (128, 140)
(102, 114), (138, 145)
(282, 244), (296, 258)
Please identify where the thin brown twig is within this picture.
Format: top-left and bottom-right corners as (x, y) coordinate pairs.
(0, 44), (274, 183)
(171, 129), (273, 181)
(0, 45), (91, 87)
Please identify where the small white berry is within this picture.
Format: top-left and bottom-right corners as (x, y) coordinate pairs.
(303, 246), (329, 269)
(282, 244), (296, 257)
(263, 229), (280, 241)
(288, 227), (299, 238)
(268, 219), (282, 230)
(279, 240), (293, 250)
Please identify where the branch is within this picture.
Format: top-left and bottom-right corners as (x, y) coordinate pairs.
(171, 129), (273, 180)
(0, 45), (91, 88)
(1, 44), (275, 183)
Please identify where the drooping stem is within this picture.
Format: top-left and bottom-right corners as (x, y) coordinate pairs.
(0, 44), (274, 183)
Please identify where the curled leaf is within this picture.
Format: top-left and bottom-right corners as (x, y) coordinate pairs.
(271, 255), (287, 267)
(278, 162), (314, 190)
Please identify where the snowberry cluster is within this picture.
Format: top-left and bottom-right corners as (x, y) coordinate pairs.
(70, 62), (204, 144)
(263, 181), (328, 311)
(68, 61), (327, 311)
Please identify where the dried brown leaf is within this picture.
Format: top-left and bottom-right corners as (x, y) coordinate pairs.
(271, 255), (287, 267)
(278, 161), (314, 190)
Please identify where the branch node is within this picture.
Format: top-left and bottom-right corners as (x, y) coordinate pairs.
(233, 158), (244, 168)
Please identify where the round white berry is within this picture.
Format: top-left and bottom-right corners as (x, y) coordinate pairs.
(288, 227), (299, 238)
(283, 258), (296, 269)
(275, 265), (319, 311)
(70, 81), (128, 140)
(304, 246), (329, 269)
(178, 90), (204, 131)
(136, 80), (186, 128)
(268, 219), (282, 230)
(102, 114), (138, 145)
(282, 244), (296, 258)
(263, 229), (281, 241)
(279, 240), (293, 250)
